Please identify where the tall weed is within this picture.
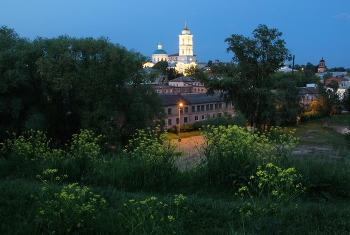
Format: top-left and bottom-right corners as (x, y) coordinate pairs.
(122, 128), (179, 191)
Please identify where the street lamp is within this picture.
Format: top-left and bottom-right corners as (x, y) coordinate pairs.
(178, 102), (183, 140)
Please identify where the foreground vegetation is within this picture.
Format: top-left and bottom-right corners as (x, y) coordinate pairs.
(1, 115), (350, 234)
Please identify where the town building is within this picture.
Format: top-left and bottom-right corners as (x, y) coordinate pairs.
(299, 86), (318, 106)
(151, 76), (207, 94)
(159, 93), (234, 129)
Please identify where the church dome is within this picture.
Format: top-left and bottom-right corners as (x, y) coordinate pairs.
(153, 43), (167, 55)
(153, 49), (167, 54)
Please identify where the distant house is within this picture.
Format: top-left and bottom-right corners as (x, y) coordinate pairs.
(159, 93), (234, 128)
(325, 77), (341, 86)
(151, 76), (207, 94)
(278, 65), (298, 73)
(299, 87), (318, 106)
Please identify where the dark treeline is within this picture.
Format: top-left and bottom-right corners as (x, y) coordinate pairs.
(0, 26), (165, 147)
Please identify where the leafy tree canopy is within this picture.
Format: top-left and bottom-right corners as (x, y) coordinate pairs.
(0, 26), (165, 147)
(202, 24), (292, 132)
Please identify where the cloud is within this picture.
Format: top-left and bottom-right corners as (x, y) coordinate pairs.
(334, 13), (350, 20)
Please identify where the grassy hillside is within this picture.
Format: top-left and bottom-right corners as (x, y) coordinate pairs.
(1, 117), (350, 234)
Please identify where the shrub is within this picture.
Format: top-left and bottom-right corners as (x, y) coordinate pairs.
(0, 130), (50, 161)
(122, 128), (179, 191)
(235, 163), (305, 234)
(300, 110), (324, 122)
(35, 169), (107, 234)
(0, 130), (63, 177)
(197, 125), (297, 190)
(120, 194), (191, 234)
(63, 129), (104, 181)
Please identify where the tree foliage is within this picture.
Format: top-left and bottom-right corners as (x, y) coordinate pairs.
(184, 66), (208, 80)
(308, 81), (341, 117)
(342, 87), (350, 112)
(0, 26), (165, 147)
(203, 24), (291, 131)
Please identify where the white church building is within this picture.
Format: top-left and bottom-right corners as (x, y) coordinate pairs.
(144, 23), (197, 74)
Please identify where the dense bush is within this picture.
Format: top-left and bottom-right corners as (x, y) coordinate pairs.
(193, 125), (298, 190)
(300, 110), (325, 122)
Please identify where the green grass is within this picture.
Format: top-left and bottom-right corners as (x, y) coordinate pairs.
(281, 113), (350, 157)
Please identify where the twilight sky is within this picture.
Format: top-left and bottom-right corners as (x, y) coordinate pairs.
(1, 0), (350, 68)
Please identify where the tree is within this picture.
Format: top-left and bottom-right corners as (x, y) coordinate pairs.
(0, 27), (166, 147)
(152, 60), (169, 83)
(295, 62), (318, 79)
(272, 72), (302, 125)
(207, 60), (213, 67)
(35, 36), (166, 146)
(184, 66), (208, 80)
(342, 87), (350, 112)
(209, 63), (237, 78)
(323, 72), (333, 81)
(0, 26), (45, 141)
(203, 24), (291, 133)
(309, 81), (341, 117)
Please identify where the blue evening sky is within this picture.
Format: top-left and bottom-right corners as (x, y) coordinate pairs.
(1, 0), (349, 68)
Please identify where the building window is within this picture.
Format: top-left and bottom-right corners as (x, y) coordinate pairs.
(192, 106), (195, 112)
(201, 105), (205, 111)
(176, 118), (179, 124)
(206, 104), (209, 110)
(195, 116), (199, 121)
(210, 104), (213, 110)
(218, 113), (222, 117)
(219, 103), (222, 109)
(185, 107), (188, 113)
(184, 117), (188, 123)
(167, 108), (171, 115)
(168, 119), (172, 126)
(215, 104), (218, 110)
(202, 115), (205, 120)
(213, 114), (216, 118)
(184, 88), (186, 92)
(170, 89), (172, 93)
(197, 105), (200, 111)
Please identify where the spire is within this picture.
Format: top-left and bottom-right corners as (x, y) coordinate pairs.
(184, 21), (188, 30)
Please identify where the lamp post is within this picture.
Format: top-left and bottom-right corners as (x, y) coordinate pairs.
(178, 102), (183, 141)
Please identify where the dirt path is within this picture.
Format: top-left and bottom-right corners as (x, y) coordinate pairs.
(171, 135), (205, 170)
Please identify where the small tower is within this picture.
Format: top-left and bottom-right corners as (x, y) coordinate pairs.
(318, 57), (326, 73)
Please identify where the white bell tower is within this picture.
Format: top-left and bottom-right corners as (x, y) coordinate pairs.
(177, 22), (197, 73)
